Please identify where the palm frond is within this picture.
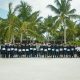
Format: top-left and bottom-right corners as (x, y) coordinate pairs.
(8, 2), (13, 18)
(53, 18), (61, 29)
(9, 2), (12, 12)
(13, 5), (20, 14)
(53, 16), (59, 22)
(68, 9), (76, 14)
(47, 5), (60, 14)
(29, 11), (40, 21)
(55, 0), (61, 8)
(66, 18), (75, 28)
(27, 29), (44, 41)
(69, 14), (80, 19)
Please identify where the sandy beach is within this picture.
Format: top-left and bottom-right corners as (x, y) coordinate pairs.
(0, 58), (80, 80)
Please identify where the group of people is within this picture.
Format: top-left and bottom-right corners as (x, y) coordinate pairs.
(0, 42), (80, 58)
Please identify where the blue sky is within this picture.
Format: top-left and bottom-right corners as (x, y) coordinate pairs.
(0, 0), (80, 18)
(0, 8), (8, 18)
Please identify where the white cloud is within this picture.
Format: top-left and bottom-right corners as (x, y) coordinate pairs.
(71, 0), (80, 14)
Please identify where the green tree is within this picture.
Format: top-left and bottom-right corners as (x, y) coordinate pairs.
(47, 0), (80, 45)
(17, 1), (32, 21)
(43, 16), (58, 42)
(16, 1), (44, 43)
(0, 19), (7, 43)
(4, 2), (20, 44)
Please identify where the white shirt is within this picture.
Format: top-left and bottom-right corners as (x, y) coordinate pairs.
(75, 47), (80, 51)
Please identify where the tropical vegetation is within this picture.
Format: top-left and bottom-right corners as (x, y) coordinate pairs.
(0, 0), (80, 45)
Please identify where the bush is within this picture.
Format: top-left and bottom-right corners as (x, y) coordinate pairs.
(67, 40), (80, 46)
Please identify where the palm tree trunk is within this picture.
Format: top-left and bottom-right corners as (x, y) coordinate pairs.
(10, 37), (12, 44)
(63, 20), (66, 45)
(64, 25), (66, 45)
(20, 33), (23, 44)
(12, 35), (15, 44)
(48, 32), (49, 42)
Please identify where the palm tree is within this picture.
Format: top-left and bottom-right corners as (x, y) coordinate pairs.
(28, 11), (44, 41)
(17, 1), (32, 21)
(43, 16), (58, 42)
(4, 2), (20, 44)
(0, 19), (7, 44)
(76, 21), (80, 40)
(15, 1), (32, 43)
(66, 19), (77, 41)
(16, 1), (44, 43)
(47, 0), (80, 45)
(19, 11), (44, 43)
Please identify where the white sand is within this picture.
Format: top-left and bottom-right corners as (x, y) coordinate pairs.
(0, 58), (80, 80)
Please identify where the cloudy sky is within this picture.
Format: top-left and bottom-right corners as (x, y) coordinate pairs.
(0, 0), (80, 18)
